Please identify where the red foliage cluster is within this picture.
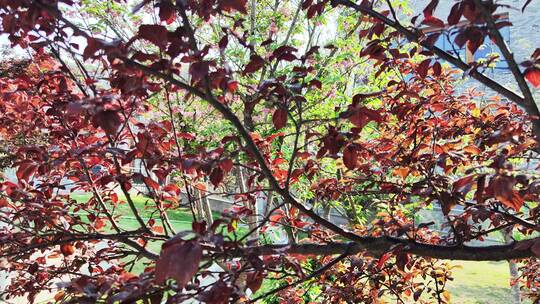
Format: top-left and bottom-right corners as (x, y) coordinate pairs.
(0, 0), (539, 303)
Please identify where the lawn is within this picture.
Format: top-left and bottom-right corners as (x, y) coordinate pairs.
(70, 192), (522, 303)
(70, 192), (199, 231)
(446, 260), (523, 304)
(70, 192), (225, 274)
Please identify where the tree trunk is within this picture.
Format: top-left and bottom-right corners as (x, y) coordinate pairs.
(238, 167), (259, 241)
(192, 186), (204, 221)
(198, 186), (213, 225)
(503, 227), (521, 304)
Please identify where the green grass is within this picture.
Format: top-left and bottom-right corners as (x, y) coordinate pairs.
(69, 192), (229, 274)
(70, 193), (199, 224)
(445, 260), (525, 304)
(69, 193), (523, 302)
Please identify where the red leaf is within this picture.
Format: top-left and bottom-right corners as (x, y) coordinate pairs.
(352, 91), (384, 102)
(94, 217), (107, 230)
(159, 0), (176, 24)
(219, 35), (228, 50)
(189, 61), (210, 83)
(272, 45), (297, 59)
(467, 34), (484, 55)
(178, 132), (195, 140)
(155, 239), (202, 286)
(454, 32), (468, 48)
(272, 108), (288, 129)
(447, 3), (463, 26)
(163, 184), (181, 194)
(343, 144), (359, 170)
(500, 191), (524, 211)
(525, 68), (540, 88)
(219, 0), (247, 14)
(453, 175), (475, 194)
(417, 59), (431, 78)
(152, 226), (165, 234)
(422, 0), (439, 17)
(16, 161), (38, 182)
(377, 251), (392, 269)
(93, 110), (122, 136)
(491, 176), (524, 211)
(83, 37), (101, 60)
(243, 55), (265, 75)
(60, 243), (75, 256)
(348, 107), (382, 129)
(210, 167), (224, 187)
(198, 280), (232, 304)
(432, 61), (442, 76)
(227, 80), (238, 93)
(220, 159), (234, 173)
(309, 79), (322, 89)
(143, 176), (160, 191)
(440, 191), (456, 215)
(138, 24), (168, 48)
(462, 2), (478, 22)
(307, 2), (324, 19)
(395, 252), (410, 271)
(422, 16), (445, 28)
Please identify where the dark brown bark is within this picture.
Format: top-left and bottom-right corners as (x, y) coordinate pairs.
(218, 236), (540, 261)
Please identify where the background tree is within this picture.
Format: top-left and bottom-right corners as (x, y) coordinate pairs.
(0, 0), (539, 303)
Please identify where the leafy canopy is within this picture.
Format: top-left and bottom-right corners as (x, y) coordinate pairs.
(0, 0), (540, 303)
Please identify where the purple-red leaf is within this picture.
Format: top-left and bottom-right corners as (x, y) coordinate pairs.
(272, 108), (288, 129)
(210, 167), (224, 187)
(93, 110), (122, 136)
(417, 59), (431, 78)
(432, 61), (442, 76)
(491, 176), (524, 211)
(155, 239), (202, 286)
(423, 0), (439, 17)
(220, 159), (234, 173)
(16, 161), (38, 182)
(138, 24), (168, 48)
(447, 2), (463, 26)
(246, 271), (264, 293)
(453, 175), (475, 194)
(219, 0), (248, 14)
(422, 16), (445, 28)
(243, 55), (265, 75)
(159, 0), (176, 24)
(347, 106), (383, 129)
(189, 61), (210, 84)
(343, 144), (359, 170)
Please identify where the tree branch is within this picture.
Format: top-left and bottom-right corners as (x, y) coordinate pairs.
(219, 236), (540, 261)
(120, 57), (367, 244)
(473, 0), (540, 144)
(1, 232), (159, 260)
(332, 0), (540, 145)
(248, 244), (352, 303)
